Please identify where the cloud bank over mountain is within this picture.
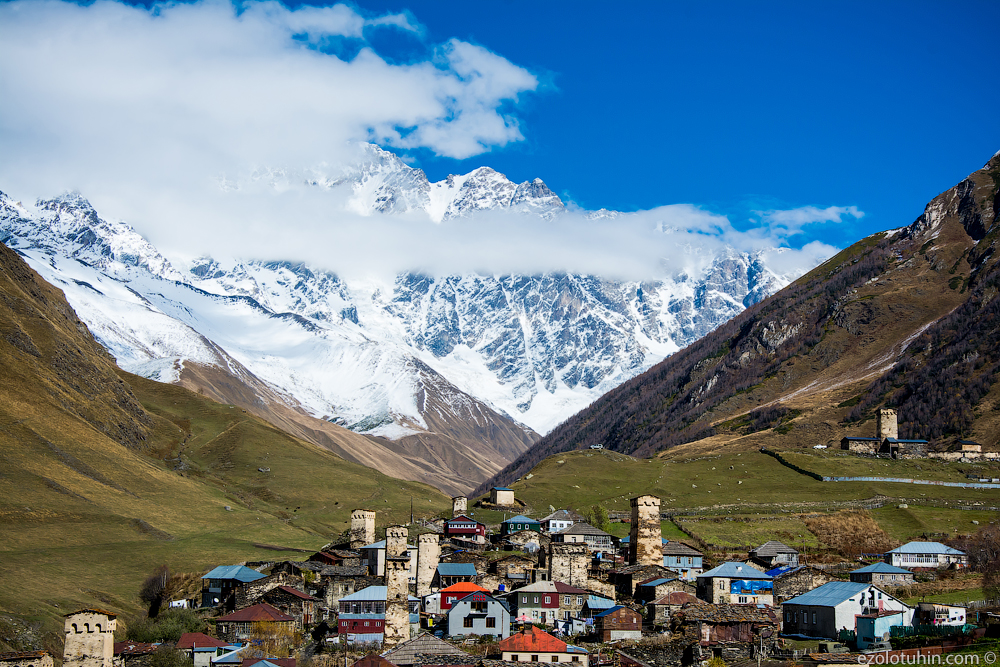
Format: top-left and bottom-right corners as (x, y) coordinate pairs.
(0, 0), (856, 281)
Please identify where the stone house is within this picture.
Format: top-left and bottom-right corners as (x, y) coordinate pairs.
(234, 571), (303, 610)
(0, 652), (54, 667)
(491, 554), (536, 586)
(850, 562), (915, 586)
(610, 563), (679, 599)
(770, 566), (834, 603)
(491, 487), (516, 506)
(434, 563), (477, 589)
(782, 581), (913, 640)
(674, 604), (780, 663)
(446, 591), (511, 639)
(261, 586), (320, 628)
(498, 626), (589, 664)
(201, 566), (266, 609)
(633, 577), (693, 605)
(646, 592), (699, 626)
(696, 562), (773, 605)
(595, 606), (642, 641)
(841, 437), (882, 454)
(380, 633), (470, 666)
(215, 603), (295, 644)
(314, 565), (379, 616)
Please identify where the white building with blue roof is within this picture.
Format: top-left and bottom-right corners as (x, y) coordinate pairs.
(885, 542), (967, 569)
(782, 581), (912, 640)
(696, 562), (772, 605)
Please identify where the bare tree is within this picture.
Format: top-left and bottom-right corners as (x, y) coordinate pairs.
(140, 565), (171, 618)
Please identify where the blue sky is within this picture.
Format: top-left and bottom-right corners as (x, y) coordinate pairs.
(350, 0), (1000, 244)
(1, 0), (998, 277)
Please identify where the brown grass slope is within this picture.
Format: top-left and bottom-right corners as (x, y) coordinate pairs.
(476, 149), (1000, 495)
(0, 241), (450, 651)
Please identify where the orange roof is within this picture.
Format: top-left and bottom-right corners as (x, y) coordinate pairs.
(217, 603), (294, 623)
(439, 582), (488, 594)
(498, 626), (567, 653)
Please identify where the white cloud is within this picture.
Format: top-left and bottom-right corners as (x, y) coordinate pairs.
(0, 0), (851, 284)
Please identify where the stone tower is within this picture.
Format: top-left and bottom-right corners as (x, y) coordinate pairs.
(452, 496), (468, 518)
(63, 609), (116, 667)
(877, 408), (898, 440)
(548, 543), (589, 587)
(629, 495), (662, 566)
(383, 555), (411, 647)
(416, 533), (441, 597)
(385, 525), (408, 558)
(349, 509), (376, 549)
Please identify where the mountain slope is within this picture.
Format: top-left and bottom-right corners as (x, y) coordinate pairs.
(1, 147), (796, 492)
(476, 149), (1000, 495)
(0, 240), (450, 649)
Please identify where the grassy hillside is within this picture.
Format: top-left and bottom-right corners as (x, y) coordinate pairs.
(0, 241), (450, 654)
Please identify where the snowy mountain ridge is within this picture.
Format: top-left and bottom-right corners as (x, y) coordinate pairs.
(1, 150), (795, 491)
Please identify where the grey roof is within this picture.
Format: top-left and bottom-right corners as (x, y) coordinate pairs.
(784, 581), (871, 607)
(751, 540), (798, 557)
(888, 541), (965, 555)
(381, 632), (470, 666)
(437, 563), (477, 577)
(557, 522), (612, 537)
(201, 565), (265, 583)
(698, 562), (771, 579)
(541, 509), (585, 523)
(852, 563), (911, 575)
(662, 541), (703, 556)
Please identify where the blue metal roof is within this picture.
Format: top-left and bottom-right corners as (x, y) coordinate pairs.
(888, 541), (964, 555)
(698, 562), (771, 579)
(638, 578), (676, 587)
(437, 563), (477, 577)
(494, 487), (512, 491)
(341, 586), (388, 601)
(784, 581), (870, 607)
(201, 565), (265, 583)
(852, 562), (911, 574)
(503, 515), (539, 524)
(595, 605), (629, 618)
(585, 596), (616, 610)
(766, 565), (798, 577)
(339, 613), (384, 620)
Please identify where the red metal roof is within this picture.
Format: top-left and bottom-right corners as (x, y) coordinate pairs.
(553, 582), (589, 595)
(498, 626), (567, 653)
(217, 603), (294, 623)
(176, 633), (230, 649)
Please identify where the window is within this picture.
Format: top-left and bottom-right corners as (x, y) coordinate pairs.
(786, 613), (791, 622)
(464, 617), (474, 628)
(719, 581), (725, 590)
(364, 621), (369, 627)
(812, 613), (817, 624)
(486, 617), (496, 628)
(523, 596), (528, 604)
(739, 596), (748, 603)
(534, 596), (540, 604)
(577, 596), (583, 605)
(552, 657), (559, 662)
(564, 595), (571, 605)
(532, 656), (539, 662)
(572, 658), (579, 663)
(545, 596), (551, 604)
(511, 656), (519, 662)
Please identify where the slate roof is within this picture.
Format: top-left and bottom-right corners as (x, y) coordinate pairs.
(540, 509), (585, 523)
(437, 563), (477, 577)
(319, 565), (368, 577)
(650, 592), (699, 606)
(217, 603), (294, 623)
(556, 522), (612, 537)
(269, 586), (319, 601)
(680, 604), (778, 624)
(612, 563), (677, 576)
(202, 565), (266, 583)
(662, 541), (703, 556)
(113, 642), (159, 656)
(381, 633), (470, 666)
(751, 540), (798, 557)
(888, 541), (965, 555)
(852, 563), (912, 575)
(698, 562), (772, 579)
(783, 581), (871, 607)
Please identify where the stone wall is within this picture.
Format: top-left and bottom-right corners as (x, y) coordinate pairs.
(877, 409), (898, 440)
(629, 495), (662, 566)
(350, 510), (376, 550)
(452, 497), (467, 517)
(383, 557), (411, 648)
(0, 652), (54, 667)
(548, 543), (589, 587)
(385, 526), (408, 558)
(234, 571), (301, 609)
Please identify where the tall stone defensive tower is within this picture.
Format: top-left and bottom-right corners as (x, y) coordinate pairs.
(629, 495), (662, 566)
(416, 533), (441, 597)
(385, 525), (409, 558)
(384, 555), (411, 647)
(548, 543), (589, 587)
(877, 408), (898, 440)
(452, 496), (468, 518)
(63, 609), (116, 667)
(349, 509), (376, 549)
